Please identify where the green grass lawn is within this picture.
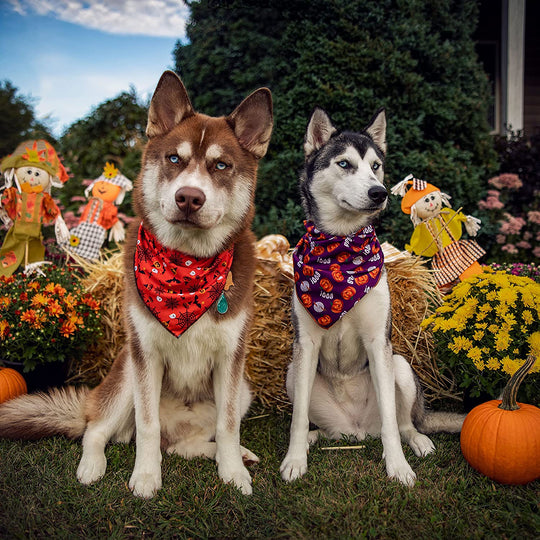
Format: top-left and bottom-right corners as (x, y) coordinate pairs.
(0, 407), (538, 539)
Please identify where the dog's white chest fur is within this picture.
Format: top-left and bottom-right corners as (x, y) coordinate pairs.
(296, 272), (391, 377)
(130, 302), (247, 400)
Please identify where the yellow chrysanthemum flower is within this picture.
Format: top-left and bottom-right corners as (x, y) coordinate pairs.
(467, 346), (483, 362)
(495, 332), (511, 352)
(486, 357), (500, 370)
(448, 335), (473, 354)
(473, 330), (484, 341)
(488, 324), (499, 334)
(528, 333), (540, 372)
(498, 287), (518, 305)
(501, 356), (522, 376)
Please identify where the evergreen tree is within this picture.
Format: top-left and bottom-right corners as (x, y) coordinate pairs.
(58, 87), (148, 216)
(175, 0), (496, 245)
(0, 80), (55, 158)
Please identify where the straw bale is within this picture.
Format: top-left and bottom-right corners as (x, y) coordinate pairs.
(67, 251), (126, 386)
(68, 237), (458, 406)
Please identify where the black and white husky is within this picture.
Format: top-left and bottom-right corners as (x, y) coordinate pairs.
(280, 108), (464, 486)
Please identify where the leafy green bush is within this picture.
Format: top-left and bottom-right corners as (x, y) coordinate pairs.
(174, 0), (496, 244)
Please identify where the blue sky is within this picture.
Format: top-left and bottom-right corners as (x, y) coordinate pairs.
(0, 1), (189, 136)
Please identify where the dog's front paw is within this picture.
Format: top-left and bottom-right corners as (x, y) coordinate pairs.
(129, 470), (162, 499)
(218, 463), (253, 495)
(386, 459), (416, 487)
(280, 453), (308, 482)
(77, 453), (107, 485)
(409, 433), (435, 457)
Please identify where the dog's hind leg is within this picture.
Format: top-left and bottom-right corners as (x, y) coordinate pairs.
(393, 354), (435, 458)
(163, 398), (259, 465)
(296, 372), (368, 443)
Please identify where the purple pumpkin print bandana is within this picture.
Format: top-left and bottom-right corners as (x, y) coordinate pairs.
(293, 220), (384, 328)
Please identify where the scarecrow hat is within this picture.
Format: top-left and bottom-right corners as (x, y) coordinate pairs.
(391, 174), (446, 214)
(84, 162), (133, 204)
(1, 140), (69, 189)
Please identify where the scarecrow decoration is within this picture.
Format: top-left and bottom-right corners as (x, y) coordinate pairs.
(65, 162), (132, 261)
(391, 174), (485, 290)
(0, 140), (70, 276)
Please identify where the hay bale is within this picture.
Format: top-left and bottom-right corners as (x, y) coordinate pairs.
(245, 260), (293, 410)
(68, 237), (458, 406)
(67, 251), (125, 386)
(384, 249), (459, 402)
(247, 237), (460, 408)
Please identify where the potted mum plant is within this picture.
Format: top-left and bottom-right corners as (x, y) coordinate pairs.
(422, 269), (540, 409)
(0, 264), (101, 391)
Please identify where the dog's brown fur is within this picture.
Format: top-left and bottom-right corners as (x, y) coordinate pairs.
(0, 71), (273, 498)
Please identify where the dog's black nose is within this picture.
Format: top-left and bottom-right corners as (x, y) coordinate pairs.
(175, 187), (206, 215)
(368, 185), (388, 205)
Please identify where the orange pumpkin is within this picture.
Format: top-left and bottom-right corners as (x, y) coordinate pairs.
(0, 368), (27, 404)
(318, 315), (332, 326)
(460, 355), (540, 485)
(342, 286), (357, 300)
(320, 278), (333, 292)
(355, 274), (369, 286)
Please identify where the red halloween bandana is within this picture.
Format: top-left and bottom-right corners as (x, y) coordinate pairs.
(293, 221), (384, 328)
(134, 223), (233, 337)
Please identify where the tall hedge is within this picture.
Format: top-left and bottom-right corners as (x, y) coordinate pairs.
(175, 0), (496, 246)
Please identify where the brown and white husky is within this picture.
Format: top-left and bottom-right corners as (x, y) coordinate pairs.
(0, 71), (273, 498)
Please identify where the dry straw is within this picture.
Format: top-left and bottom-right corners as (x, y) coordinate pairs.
(68, 237), (459, 407)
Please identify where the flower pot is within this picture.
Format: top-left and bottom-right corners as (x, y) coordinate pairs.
(1, 359), (70, 393)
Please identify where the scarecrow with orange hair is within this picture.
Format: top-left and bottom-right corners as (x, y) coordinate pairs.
(0, 140), (70, 276)
(65, 162), (132, 261)
(391, 174), (485, 289)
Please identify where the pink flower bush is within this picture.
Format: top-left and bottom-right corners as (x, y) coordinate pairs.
(488, 173), (523, 190)
(478, 190), (504, 210)
(479, 172), (538, 263)
(499, 213), (526, 235)
(528, 211), (540, 225)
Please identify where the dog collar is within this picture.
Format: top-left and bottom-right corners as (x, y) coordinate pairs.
(134, 223), (234, 337)
(293, 220), (384, 328)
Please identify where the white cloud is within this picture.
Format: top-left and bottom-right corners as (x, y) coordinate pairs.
(6, 0), (189, 38)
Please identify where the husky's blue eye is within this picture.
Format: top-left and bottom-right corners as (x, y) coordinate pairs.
(168, 154), (180, 164)
(215, 161), (228, 170)
(372, 162), (381, 171)
(337, 160), (350, 169)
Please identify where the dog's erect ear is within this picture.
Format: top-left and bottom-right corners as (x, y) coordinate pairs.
(228, 88), (273, 159)
(364, 108), (386, 155)
(146, 71), (195, 138)
(304, 108), (337, 158)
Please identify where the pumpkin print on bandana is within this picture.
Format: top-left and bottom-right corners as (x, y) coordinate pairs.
(134, 223), (233, 337)
(293, 220), (384, 328)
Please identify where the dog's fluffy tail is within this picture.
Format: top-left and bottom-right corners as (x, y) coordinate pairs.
(418, 411), (466, 434)
(0, 386), (89, 440)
